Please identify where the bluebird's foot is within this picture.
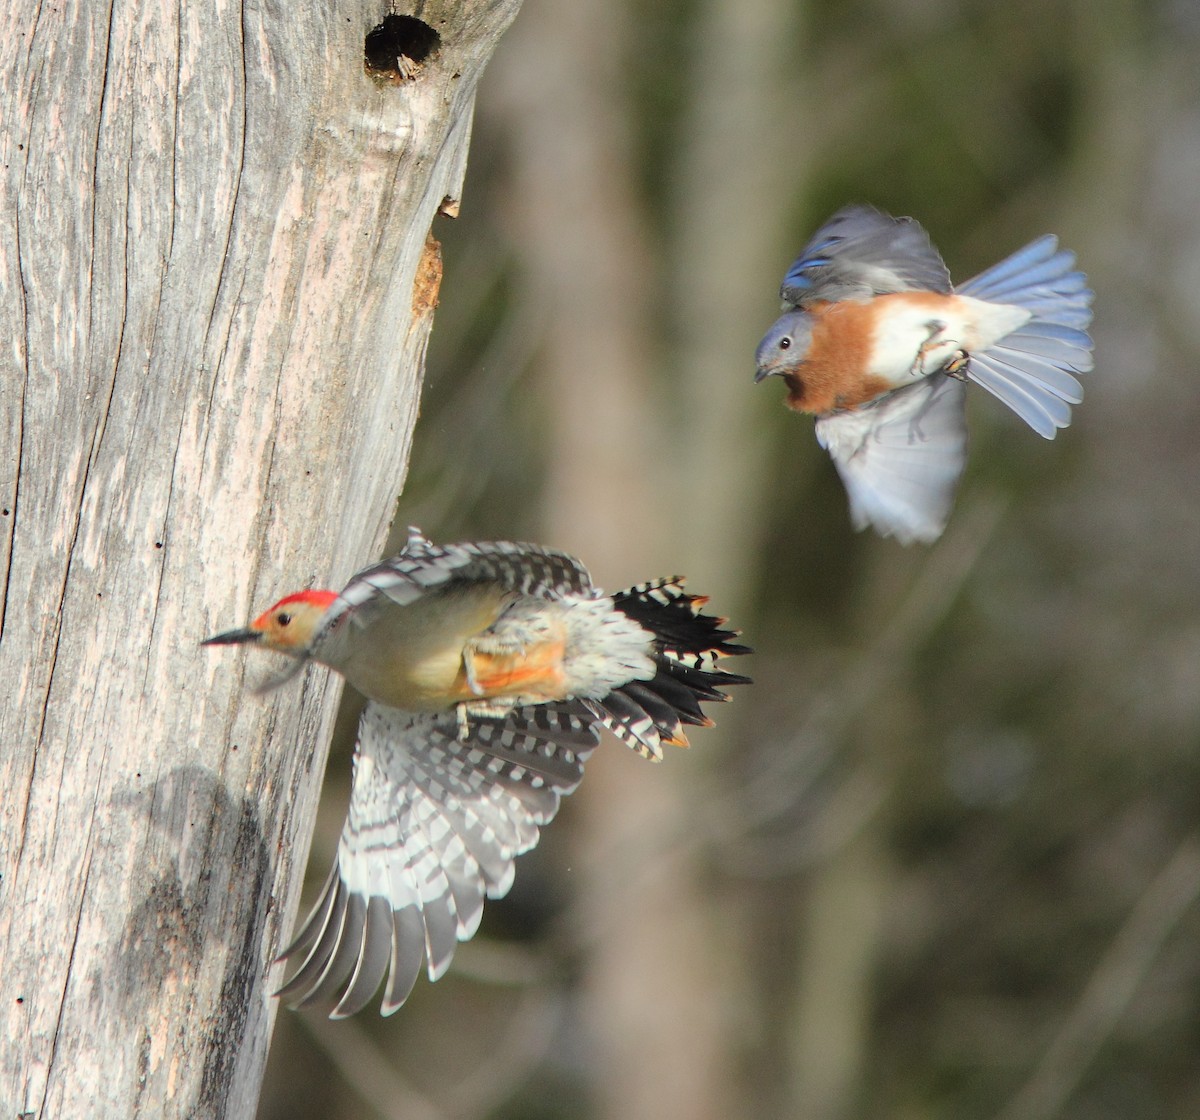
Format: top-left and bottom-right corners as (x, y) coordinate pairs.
(912, 320), (956, 377)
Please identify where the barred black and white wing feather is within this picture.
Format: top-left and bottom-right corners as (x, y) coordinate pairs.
(277, 702), (600, 1018)
(315, 527), (596, 648)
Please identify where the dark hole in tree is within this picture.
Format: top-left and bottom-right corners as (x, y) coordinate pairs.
(365, 14), (440, 80)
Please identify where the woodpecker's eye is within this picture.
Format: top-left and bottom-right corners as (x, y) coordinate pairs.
(276, 612), (292, 627)
(779, 336), (791, 350)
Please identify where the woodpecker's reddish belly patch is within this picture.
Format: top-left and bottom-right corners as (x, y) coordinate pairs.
(463, 635), (569, 704)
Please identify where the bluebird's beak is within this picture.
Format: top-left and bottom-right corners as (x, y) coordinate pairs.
(202, 627), (263, 647)
(754, 330), (787, 383)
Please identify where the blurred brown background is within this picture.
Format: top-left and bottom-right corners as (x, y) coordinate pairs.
(259, 0), (1200, 1116)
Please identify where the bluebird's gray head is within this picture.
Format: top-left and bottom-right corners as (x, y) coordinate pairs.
(754, 309), (814, 383)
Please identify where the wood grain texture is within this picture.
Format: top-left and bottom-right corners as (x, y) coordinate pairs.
(0, 1), (520, 1115)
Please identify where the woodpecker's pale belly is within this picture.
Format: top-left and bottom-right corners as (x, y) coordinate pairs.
(335, 583), (518, 711)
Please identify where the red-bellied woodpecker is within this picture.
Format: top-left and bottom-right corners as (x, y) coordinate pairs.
(204, 527), (750, 1018)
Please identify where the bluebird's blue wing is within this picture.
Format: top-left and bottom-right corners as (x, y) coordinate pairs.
(814, 374), (968, 544)
(781, 206), (952, 307)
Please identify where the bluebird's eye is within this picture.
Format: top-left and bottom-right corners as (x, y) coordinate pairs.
(779, 336), (791, 350)
(277, 612), (292, 627)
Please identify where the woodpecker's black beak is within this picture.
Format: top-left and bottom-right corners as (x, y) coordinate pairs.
(202, 627), (263, 647)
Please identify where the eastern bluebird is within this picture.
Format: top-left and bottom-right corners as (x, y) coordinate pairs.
(755, 206), (1094, 544)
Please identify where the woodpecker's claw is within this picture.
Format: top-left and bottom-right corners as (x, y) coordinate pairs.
(455, 705), (472, 742)
(452, 701), (519, 741)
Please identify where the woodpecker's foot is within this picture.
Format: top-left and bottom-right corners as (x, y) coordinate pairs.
(453, 701), (510, 741)
(463, 607), (568, 704)
(464, 631), (528, 696)
(463, 648), (486, 697)
(463, 629), (536, 696)
(455, 704), (473, 742)
(460, 696), (522, 729)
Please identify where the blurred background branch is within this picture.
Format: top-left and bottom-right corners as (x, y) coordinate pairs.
(996, 834), (1200, 1120)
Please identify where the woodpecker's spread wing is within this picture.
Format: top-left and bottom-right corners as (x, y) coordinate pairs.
(781, 205), (952, 307)
(277, 701), (600, 1018)
(313, 528), (595, 649)
(815, 374), (969, 545)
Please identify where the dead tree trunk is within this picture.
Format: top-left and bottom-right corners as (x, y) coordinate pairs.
(0, 2), (520, 1116)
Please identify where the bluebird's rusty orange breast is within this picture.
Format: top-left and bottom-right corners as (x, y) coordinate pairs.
(783, 300), (894, 415)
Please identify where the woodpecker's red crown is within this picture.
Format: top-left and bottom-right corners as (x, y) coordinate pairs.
(249, 589), (338, 651)
(204, 588), (338, 653)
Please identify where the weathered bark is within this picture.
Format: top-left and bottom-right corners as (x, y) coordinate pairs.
(0, 2), (520, 1116)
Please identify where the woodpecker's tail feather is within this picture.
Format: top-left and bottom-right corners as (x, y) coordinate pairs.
(958, 235), (1094, 438)
(585, 580), (752, 760)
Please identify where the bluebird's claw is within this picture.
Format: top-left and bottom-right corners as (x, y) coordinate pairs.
(943, 351), (970, 381)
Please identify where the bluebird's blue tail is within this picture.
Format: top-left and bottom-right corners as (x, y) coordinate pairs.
(957, 236), (1094, 438)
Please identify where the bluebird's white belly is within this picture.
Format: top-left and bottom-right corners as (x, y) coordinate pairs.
(867, 294), (1031, 388)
